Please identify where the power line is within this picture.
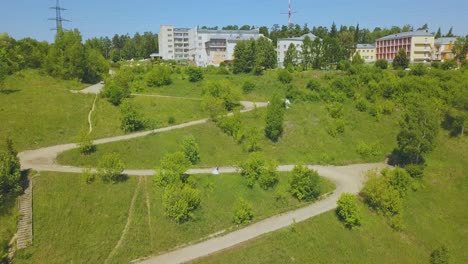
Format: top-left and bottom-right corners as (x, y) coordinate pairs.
(48, 0), (70, 31)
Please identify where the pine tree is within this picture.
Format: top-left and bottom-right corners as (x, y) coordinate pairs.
(392, 48), (409, 69)
(435, 27), (442, 39)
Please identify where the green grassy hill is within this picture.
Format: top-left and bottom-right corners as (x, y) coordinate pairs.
(193, 134), (468, 263)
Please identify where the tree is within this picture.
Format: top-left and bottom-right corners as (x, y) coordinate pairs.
(284, 43), (299, 69)
(375, 59), (388, 69)
(265, 94), (285, 142)
(232, 197), (254, 224)
(120, 99), (145, 132)
(444, 27), (454, 37)
(83, 48), (109, 83)
(181, 135), (200, 164)
(154, 152), (191, 187)
(243, 127), (261, 152)
(239, 152), (266, 187)
(163, 183), (201, 223)
(0, 138), (22, 206)
(290, 165), (321, 201)
(186, 66), (204, 82)
(435, 27), (442, 39)
(201, 80), (241, 111)
(352, 53), (365, 65)
(392, 48), (409, 69)
(336, 193), (361, 228)
(301, 35), (313, 69)
(258, 160), (279, 190)
(452, 35), (468, 62)
(146, 65), (172, 87)
(97, 153), (125, 183)
(254, 37), (277, 73)
(102, 80), (130, 106)
(396, 101), (439, 164)
(77, 129), (95, 154)
(233, 39), (256, 73)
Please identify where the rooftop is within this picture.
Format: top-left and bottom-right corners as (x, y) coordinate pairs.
(278, 33), (318, 41)
(197, 28), (260, 35)
(357, 43), (376, 49)
(435, 37), (457, 45)
(377, 30), (433, 41)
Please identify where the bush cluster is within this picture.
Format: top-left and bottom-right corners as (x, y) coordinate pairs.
(336, 193), (361, 228)
(289, 165), (321, 201)
(239, 153), (278, 189)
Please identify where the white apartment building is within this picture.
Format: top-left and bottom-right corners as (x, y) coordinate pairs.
(376, 30), (434, 62)
(277, 33), (317, 68)
(159, 25), (264, 66)
(354, 44), (376, 63)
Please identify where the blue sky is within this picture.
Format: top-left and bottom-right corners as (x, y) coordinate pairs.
(1, 0), (467, 42)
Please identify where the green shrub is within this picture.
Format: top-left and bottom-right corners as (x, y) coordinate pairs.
(163, 183), (201, 223)
(167, 116), (176, 124)
(120, 99), (145, 132)
(404, 163), (425, 178)
(441, 59), (457, 70)
(243, 127), (261, 152)
(154, 152), (191, 187)
(410, 63), (427, 76)
(383, 167), (412, 198)
(290, 165), (321, 201)
(356, 142), (382, 160)
(326, 118), (345, 137)
(375, 59), (388, 69)
(233, 197), (254, 225)
(186, 66), (204, 82)
(0, 138), (22, 204)
(265, 94), (285, 142)
(102, 81), (130, 106)
(336, 193), (361, 228)
(277, 69), (293, 84)
(181, 135), (200, 165)
(82, 167), (95, 184)
(202, 80), (241, 111)
(242, 81), (256, 93)
(430, 245), (450, 264)
(146, 65), (172, 87)
(361, 172), (402, 217)
(355, 98), (369, 112)
(306, 79), (321, 91)
(239, 152), (265, 187)
(97, 153), (125, 183)
(77, 129), (95, 154)
(326, 102), (344, 119)
(258, 160), (279, 190)
(431, 61), (441, 69)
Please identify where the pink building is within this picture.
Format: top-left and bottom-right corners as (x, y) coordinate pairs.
(376, 31), (434, 62)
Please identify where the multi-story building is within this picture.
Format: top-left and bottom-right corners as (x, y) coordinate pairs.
(158, 25), (264, 66)
(277, 33), (317, 68)
(354, 44), (376, 63)
(376, 30), (434, 62)
(433, 37), (457, 61)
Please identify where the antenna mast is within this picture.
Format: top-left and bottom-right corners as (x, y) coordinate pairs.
(281, 0), (297, 25)
(49, 0), (70, 31)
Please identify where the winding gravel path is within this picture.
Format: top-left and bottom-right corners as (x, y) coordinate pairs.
(16, 96), (388, 264)
(136, 163), (387, 264)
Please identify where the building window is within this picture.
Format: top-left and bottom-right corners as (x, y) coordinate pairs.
(168, 45), (173, 48)
(168, 34), (172, 37)
(167, 28), (172, 32)
(198, 37), (202, 40)
(168, 39), (172, 42)
(284, 45), (286, 49)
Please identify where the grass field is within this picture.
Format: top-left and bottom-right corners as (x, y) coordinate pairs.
(90, 95), (207, 139)
(0, 70), (92, 151)
(192, 134), (468, 264)
(0, 197), (17, 258)
(58, 101), (399, 168)
(14, 171), (334, 263)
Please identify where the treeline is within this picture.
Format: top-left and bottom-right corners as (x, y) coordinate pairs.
(0, 33), (49, 84)
(0, 30), (109, 84)
(85, 32), (158, 62)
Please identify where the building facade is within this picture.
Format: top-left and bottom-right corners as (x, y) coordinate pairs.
(158, 25), (264, 66)
(433, 37), (457, 61)
(375, 31), (434, 62)
(277, 33), (317, 68)
(354, 44), (376, 63)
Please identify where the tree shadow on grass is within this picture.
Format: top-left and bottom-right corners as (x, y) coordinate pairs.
(0, 88), (20, 95)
